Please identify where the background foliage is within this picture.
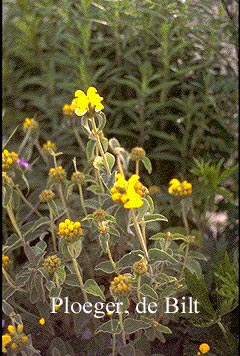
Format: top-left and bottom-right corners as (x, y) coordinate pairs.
(2, 0), (238, 355)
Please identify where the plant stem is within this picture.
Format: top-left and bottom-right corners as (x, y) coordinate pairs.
(18, 130), (31, 156)
(180, 199), (190, 236)
(135, 160), (139, 175)
(116, 154), (125, 178)
(180, 243), (190, 279)
(49, 208), (57, 252)
(106, 240), (118, 274)
(6, 203), (26, 248)
(69, 245), (88, 303)
(137, 275), (141, 302)
(118, 312), (126, 345)
(130, 209), (149, 261)
(217, 320), (228, 340)
(77, 183), (88, 217)
(2, 267), (17, 289)
(58, 183), (70, 218)
(112, 333), (116, 356)
(54, 272), (60, 288)
(90, 117), (111, 176)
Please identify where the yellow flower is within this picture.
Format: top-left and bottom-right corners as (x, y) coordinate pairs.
(48, 166), (67, 183)
(110, 173), (146, 209)
(2, 149), (18, 170)
(44, 255), (61, 274)
(39, 318), (45, 326)
(23, 117), (39, 131)
(7, 325), (15, 334)
(2, 255), (10, 268)
(73, 86), (104, 116)
(10, 343), (18, 350)
(62, 102), (77, 116)
(17, 324), (23, 333)
(42, 140), (57, 153)
(2, 333), (12, 347)
(58, 219), (83, 243)
(110, 275), (131, 298)
(199, 343), (210, 354)
(21, 335), (29, 343)
(168, 178), (192, 197)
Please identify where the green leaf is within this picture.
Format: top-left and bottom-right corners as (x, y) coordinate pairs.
(139, 284), (158, 300)
(141, 156), (152, 174)
(155, 323), (172, 334)
(86, 139), (96, 161)
(60, 241), (72, 259)
(2, 184), (13, 208)
(65, 273), (80, 287)
(55, 266), (66, 285)
(47, 199), (59, 219)
(185, 258), (202, 278)
(95, 319), (121, 334)
(105, 152), (115, 171)
(117, 250), (143, 269)
(2, 300), (14, 315)
(95, 261), (115, 274)
(67, 239), (82, 258)
(148, 248), (179, 265)
(149, 233), (168, 240)
(83, 279), (106, 301)
(123, 318), (150, 334)
(144, 214), (168, 223)
(49, 287), (62, 298)
(119, 344), (136, 356)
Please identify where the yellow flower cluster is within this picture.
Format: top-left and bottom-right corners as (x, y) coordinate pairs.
(110, 173), (147, 209)
(72, 86), (104, 117)
(198, 343), (210, 354)
(2, 255), (10, 268)
(62, 102), (77, 116)
(110, 275), (131, 298)
(168, 178), (192, 197)
(39, 189), (55, 203)
(48, 166), (67, 183)
(58, 218), (83, 243)
(42, 140), (57, 153)
(23, 117), (39, 131)
(2, 324), (29, 354)
(2, 149), (18, 170)
(132, 260), (148, 275)
(43, 255), (61, 274)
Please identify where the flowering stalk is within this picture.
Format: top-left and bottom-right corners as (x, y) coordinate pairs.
(90, 117), (111, 176)
(5, 201), (26, 248)
(106, 240), (118, 274)
(77, 183), (88, 218)
(118, 311), (126, 346)
(69, 245), (88, 303)
(180, 199), (190, 236)
(130, 209), (149, 261)
(135, 160), (140, 175)
(49, 208), (57, 252)
(58, 183), (70, 219)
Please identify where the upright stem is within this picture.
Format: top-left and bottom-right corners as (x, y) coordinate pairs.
(118, 312), (126, 345)
(130, 209), (149, 261)
(90, 117), (111, 176)
(58, 184), (70, 218)
(180, 243), (190, 279)
(106, 240), (118, 274)
(112, 333), (116, 356)
(49, 208), (57, 252)
(180, 199), (190, 236)
(137, 275), (141, 302)
(135, 160), (139, 175)
(78, 183), (88, 217)
(69, 245), (88, 303)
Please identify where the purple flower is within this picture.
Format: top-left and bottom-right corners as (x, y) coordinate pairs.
(17, 158), (31, 170)
(2, 319), (5, 327)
